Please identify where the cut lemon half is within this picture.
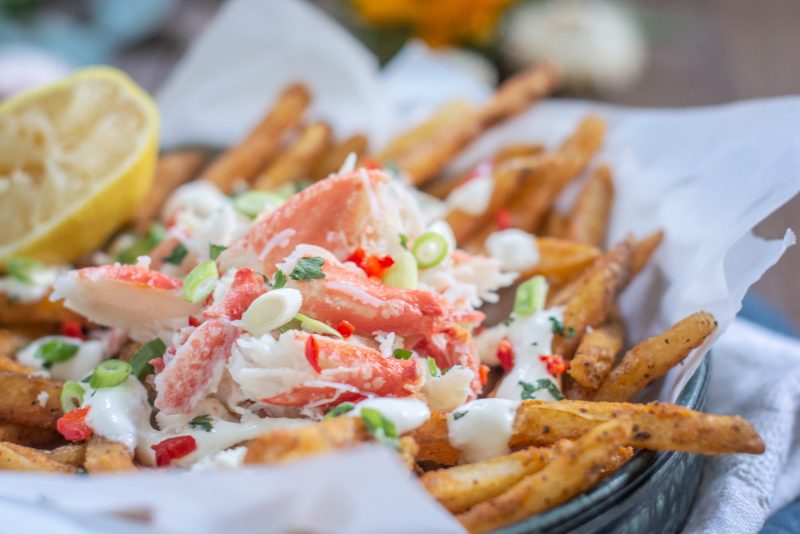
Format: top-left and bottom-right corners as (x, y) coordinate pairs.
(0, 66), (159, 267)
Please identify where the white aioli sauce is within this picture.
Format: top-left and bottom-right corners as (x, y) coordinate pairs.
(16, 336), (104, 381)
(84, 377), (152, 452)
(0, 266), (60, 303)
(446, 173), (494, 215)
(353, 398), (431, 434)
(447, 398), (520, 462)
(485, 229), (540, 272)
(494, 309), (564, 402)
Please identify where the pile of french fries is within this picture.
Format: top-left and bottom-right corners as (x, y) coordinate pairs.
(0, 62), (764, 533)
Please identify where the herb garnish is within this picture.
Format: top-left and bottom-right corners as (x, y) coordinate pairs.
(35, 340), (79, 369)
(427, 357), (441, 378)
(502, 317), (515, 326)
(453, 411), (467, 421)
(518, 379), (564, 401)
(324, 402), (355, 419)
(162, 243), (188, 265)
(399, 234), (408, 249)
(189, 415), (214, 432)
(290, 257), (325, 281)
(549, 316), (574, 339)
(209, 244), (226, 260)
(129, 338), (166, 380)
(392, 348), (413, 360)
(360, 408), (400, 449)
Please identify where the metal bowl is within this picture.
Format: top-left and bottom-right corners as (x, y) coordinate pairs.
(497, 356), (710, 534)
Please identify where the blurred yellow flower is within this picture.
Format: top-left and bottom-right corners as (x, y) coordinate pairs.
(352, 0), (515, 47)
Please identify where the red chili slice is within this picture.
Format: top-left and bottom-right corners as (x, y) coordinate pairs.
(188, 316), (202, 327)
(60, 320), (84, 339)
(346, 247), (366, 265)
(56, 405), (93, 442)
(479, 364), (490, 387)
(347, 247), (394, 279)
(497, 338), (514, 372)
(151, 435), (198, 467)
(539, 354), (570, 377)
(305, 335), (321, 373)
(336, 320), (355, 338)
(495, 209), (512, 230)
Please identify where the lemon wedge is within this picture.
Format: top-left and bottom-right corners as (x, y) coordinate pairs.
(0, 66), (159, 266)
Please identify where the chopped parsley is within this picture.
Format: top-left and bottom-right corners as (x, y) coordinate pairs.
(272, 270), (287, 289)
(189, 415), (214, 432)
(392, 348), (413, 360)
(290, 257), (325, 281)
(453, 410), (467, 421)
(518, 379), (564, 401)
(34, 340), (79, 369)
(209, 244), (226, 260)
(324, 402), (355, 419)
(399, 234), (408, 249)
(6, 257), (44, 285)
(129, 338), (166, 380)
(549, 316), (574, 339)
(427, 357), (441, 378)
(502, 317), (515, 326)
(360, 408), (400, 449)
(162, 243), (188, 265)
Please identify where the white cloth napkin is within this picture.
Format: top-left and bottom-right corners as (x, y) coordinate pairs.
(684, 319), (800, 533)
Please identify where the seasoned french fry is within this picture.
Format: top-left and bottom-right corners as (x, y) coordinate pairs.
(519, 237), (601, 289)
(0, 371), (62, 429)
(542, 209), (568, 238)
(0, 441), (75, 473)
(566, 165), (614, 247)
(631, 229), (664, 276)
(133, 149), (206, 233)
(569, 317), (625, 389)
(310, 134), (368, 179)
(593, 312), (717, 402)
(457, 421), (631, 534)
(0, 423), (59, 447)
(492, 144), (545, 166)
(201, 84), (311, 193)
(420, 446), (553, 514)
(398, 436), (420, 471)
(478, 62), (561, 128)
(46, 444), (86, 467)
(0, 329), (24, 356)
(85, 435), (136, 473)
(254, 121), (332, 190)
(0, 294), (85, 327)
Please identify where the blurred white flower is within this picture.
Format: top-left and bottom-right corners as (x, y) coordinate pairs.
(501, 0), (646, 93)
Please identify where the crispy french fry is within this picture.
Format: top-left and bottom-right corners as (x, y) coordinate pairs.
(492, 144), (545, 165)
(0, 330), (34, 374)
(519, 237), (601, 289)
(551, 238), (633, 358)
(420, 446), (553, 514)
(0, 294), (85, 327)
(254, 121), (332, 190)
(0, 371), (62, 429)
(593, 312), (717, 402)
(245, 416), (368, 465)
(457, 421), (631, 534)
(569, 317), (625, 389)
(542, 209), (568, 238)
(0, 441), (75, 473)
(201, 84), (311, 193)
(0, 423), (59, 447)
(631, 229), (664, 276)
(566, 165), (614, 247)
(85, 435), (136, 473)
(478, 62), (561, 129)
(310, 134), (368, 179)
(398, 436), (420, 471)
(133, 149), (206, 233)
(46, 444), (86, 467)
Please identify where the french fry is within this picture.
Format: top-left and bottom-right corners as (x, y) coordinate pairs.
(200, 84), (311, 193)
(566, 165), (614, 247)
(133, 149), (207, 233)
(457, 421), (631, 534)
(542, 209), (568, 238)
(593, 312), (717, 402)
(0, 423), (59, 447)
(569, 317), (625, 389)
(420, 446), (553, 514)
(519, 237), (601, 289)
(0, 330), (34, 374)
(492, 144), (545, 166)
(46, 444), (86, 467)
(85, 435), (136, 473)
(0, 441), (75, 473)
(551, 238), (633, 359)
(254, 121), (332, 190)
(478, 62), (561, 129)
(631, 229), (664, 276)
(0, 294), (85, 327)
(310, 134), (368, 179)
(398, 436), (420, 471)
(0, 371), (62, 429)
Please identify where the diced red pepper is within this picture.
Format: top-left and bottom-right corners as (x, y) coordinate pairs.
(539, 354), (570, 377)
(495, 209), (512, 230)
(479, 364), (490, 387)
(347, 247), (366, 265)
(188, 316), (202, 327)
(497, 338), (514, 372)
(149, 357), (165, 374)
(347, 247), (394, 279)
(151, 435), (197, 467)
(378, 255), (395, 269)
(56, 405), (93, 442)
(336, 320), (355, 339)
(305, 335), (321, 373)
(360, 156), (382, 170)
(60, 320), (84, 339)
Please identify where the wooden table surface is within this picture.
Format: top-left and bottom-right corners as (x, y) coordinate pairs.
(116, 0), (800, 329)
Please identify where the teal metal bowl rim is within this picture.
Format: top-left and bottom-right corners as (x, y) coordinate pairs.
(495, 355), (711, 533)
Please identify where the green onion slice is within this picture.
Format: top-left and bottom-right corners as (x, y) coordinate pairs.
(427, 357), (441, 378)
(116, 224), (167, 264)
(513, 276), (549, 317)
(35, 340), (79, 368)
(182, 260), (219, 303)
(6, 257), (45, 285)
(295, 313), (342, 338)
(60, 380), (85, 413)
(89, 360), (132, 389)
(233, 191), (284, 219)
(392, 348), (413, 360)
(360, 407), (400, 449)
(412, 231), (449, 269)
(382, 250), (418, 289)
(324, 402), (355, 419)
(129, 339), (166, 380)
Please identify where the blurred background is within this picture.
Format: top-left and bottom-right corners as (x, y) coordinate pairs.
(0, 0), (798, 332)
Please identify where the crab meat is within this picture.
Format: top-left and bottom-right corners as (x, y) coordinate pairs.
(51, 264), (200, 343)
(154, 318), (239, 414)
(204, 268), (268, 321)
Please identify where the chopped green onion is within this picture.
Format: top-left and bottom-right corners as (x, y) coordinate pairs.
(519, 379), (564, 401)
(412, 231), (449, 269)
(427, 357), (441, 378)
(452, 410), (467, 421)
(209, 244), (226, 260)
(324, 402), (355, 419)
(399, 234), (408, 249)
(129, 339), (166, 380)
(182, 260), (219, 303)
(271, 270), (287, 289)
(162, 243), (188, 265)
(290, 257), (325, 281)
(360, 407), (400, 449)
(392, 348), (413, 360)
(6, 257), (44, 285)
(35, 340), (79, 369)
(513, 276), (549, 317)
(382, 250), (418, 289)
(60, 380), (85, 413)
(189, 415), (213, 432)
(295, 313), (342, 338)
(89, 360), (132, 389)
(116, 224), (167, 264)
(233, 191), (284, 218)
